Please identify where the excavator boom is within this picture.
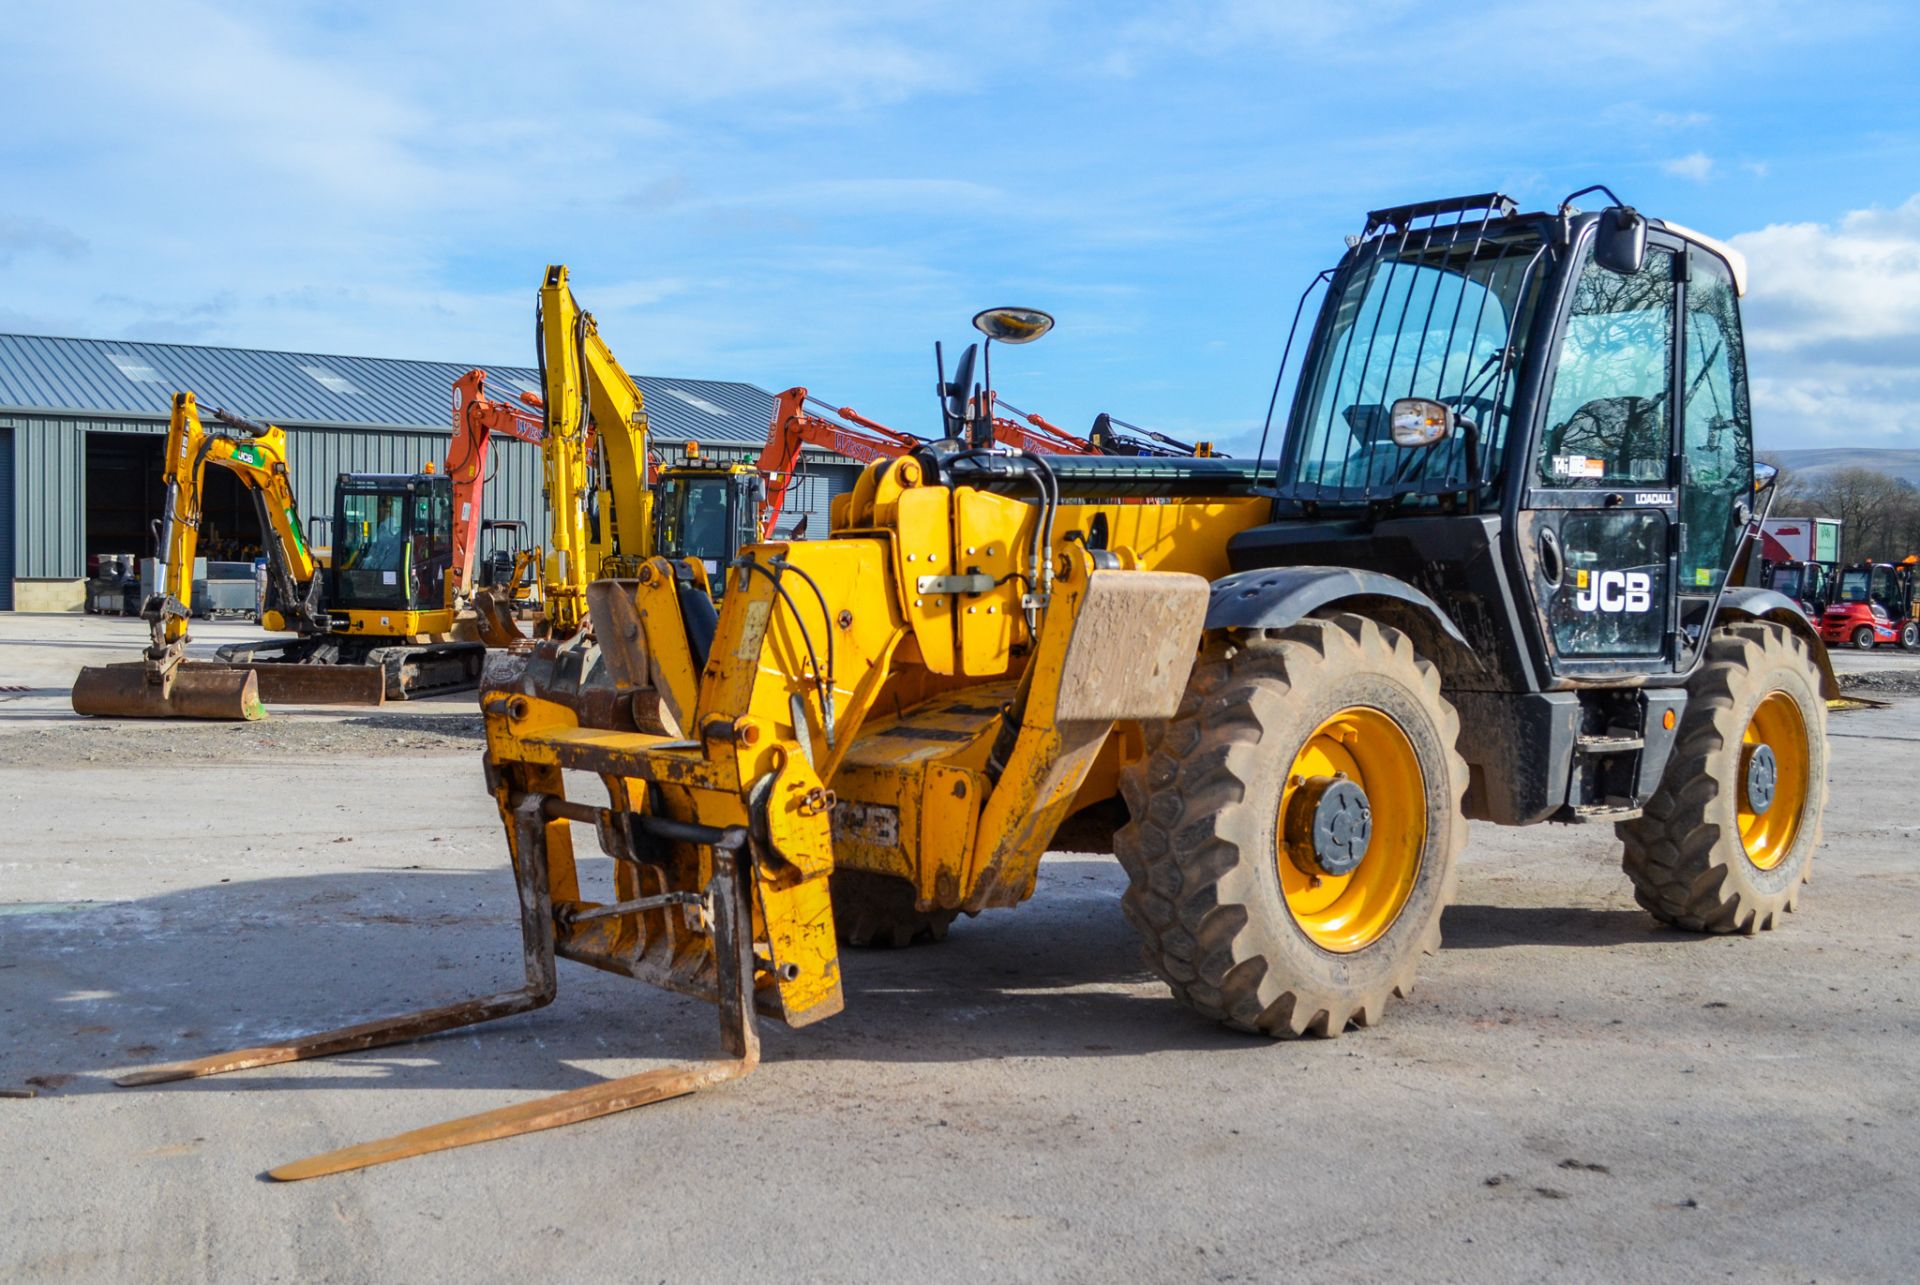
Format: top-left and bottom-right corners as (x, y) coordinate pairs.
(534, 264), (661, 631)
(755, 387), (923, 537)
(449, 368), (546, 596)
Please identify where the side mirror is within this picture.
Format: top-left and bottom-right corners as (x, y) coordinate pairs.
(1389, 398), (1454, 447)
(1594, 205), (1647, 276)
(945, 343), (977, 432)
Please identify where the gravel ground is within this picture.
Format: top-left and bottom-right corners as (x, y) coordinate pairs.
(0, 712), (486, 767)
(1836, 666), (1920, 696)
(3, 612), (1919, 1281)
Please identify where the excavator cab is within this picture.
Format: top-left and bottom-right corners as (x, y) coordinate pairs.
(331, 473), (457, 628)
(653, 464), (763, 582)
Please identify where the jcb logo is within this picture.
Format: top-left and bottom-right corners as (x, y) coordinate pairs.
(1576, 570), (1652, 613)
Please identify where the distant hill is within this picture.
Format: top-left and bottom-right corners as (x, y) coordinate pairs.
(1763, 448), (1920, 487)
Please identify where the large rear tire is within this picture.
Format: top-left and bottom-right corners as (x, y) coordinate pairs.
(1115, 614), (1467, 1037)
(1618, 621), (1827, 933)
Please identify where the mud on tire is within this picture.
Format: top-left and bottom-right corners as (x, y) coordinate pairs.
(1618, 621), (1827, 933)
(1114, 614), (1468, 1037)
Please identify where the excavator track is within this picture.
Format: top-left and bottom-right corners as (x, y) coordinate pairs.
(216, 638), (486, 703)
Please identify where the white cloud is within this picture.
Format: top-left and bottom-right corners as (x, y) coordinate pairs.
(1736, 197), (1920, 348)
(1734, 195), (1920, 446)
(0, 214), (87, 266)
(1662, 152), (1715, 182)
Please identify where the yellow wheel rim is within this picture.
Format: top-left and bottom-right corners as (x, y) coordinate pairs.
(1276, 706), (1426, 953)
(1739, 691), (1809, 871)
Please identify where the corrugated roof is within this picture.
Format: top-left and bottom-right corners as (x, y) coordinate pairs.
(0, 332), (779, 447)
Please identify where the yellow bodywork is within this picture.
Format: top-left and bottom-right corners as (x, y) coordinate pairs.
(329, 606), (460, 638)
(483, 454), (1261, 1026)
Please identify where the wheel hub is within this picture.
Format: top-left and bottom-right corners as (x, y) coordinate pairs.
(1743, 742), (1778, 815)
(1284, 774), (1373, 878)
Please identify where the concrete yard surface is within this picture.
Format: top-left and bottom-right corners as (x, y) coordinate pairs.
(2, 612), (1918, 1281)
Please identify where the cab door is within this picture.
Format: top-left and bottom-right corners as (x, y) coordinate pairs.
(1672, 249), (1755, 656)
(1521, 231), (1683, 677)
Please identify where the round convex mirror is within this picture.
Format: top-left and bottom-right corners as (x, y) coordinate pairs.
(971, 307), (1054, 344)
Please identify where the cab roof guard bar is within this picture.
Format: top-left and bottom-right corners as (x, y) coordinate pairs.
(1364, 193), (1518, 238)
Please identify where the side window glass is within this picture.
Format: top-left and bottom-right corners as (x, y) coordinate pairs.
(1538, 244), (1675, 487)
(1679, 254), (1752, 593)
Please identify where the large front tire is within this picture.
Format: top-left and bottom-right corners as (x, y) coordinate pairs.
(1618, 622), (1827, 933)
(1115, 615), (1467, 1037)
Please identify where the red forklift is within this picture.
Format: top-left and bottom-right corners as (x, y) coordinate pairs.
(1820, 557), (1920, 650)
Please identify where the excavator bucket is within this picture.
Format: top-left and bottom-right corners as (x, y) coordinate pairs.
(468, 587), (534, 648)
(237, 662), (389, 707)
(70, 662), (265, 721)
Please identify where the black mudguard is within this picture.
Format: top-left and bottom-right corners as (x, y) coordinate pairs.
(1206, 565), (1469, 647)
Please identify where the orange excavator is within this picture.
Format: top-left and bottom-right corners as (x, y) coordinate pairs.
(754, 383), (1126, 537)
(755, 388), (1215, 537)
(986, 395), (1099, 456)
(755, 388), (925, 538)
(449, 368), (549, 600)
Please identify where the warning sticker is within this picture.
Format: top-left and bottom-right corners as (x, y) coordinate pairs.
(1551, 455), (1605, 480)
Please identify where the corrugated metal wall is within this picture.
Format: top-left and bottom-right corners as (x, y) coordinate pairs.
(0, 426), (13, 609)
(775, 461), (862, 538)
(8, 413), (85, 579)
(3, 413), (548, 582)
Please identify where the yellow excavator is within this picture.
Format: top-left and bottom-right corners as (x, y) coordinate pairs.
(69, 393), (304, 719)
(478, 266), (761, 643)
(72, 393), (484, 718)
(126, 192), (1837, 1181)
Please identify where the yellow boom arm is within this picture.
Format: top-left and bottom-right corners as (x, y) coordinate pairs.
(148, 392), (318, 649)
(536, 264), (656, 633)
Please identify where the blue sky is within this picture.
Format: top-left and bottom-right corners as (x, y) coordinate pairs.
(2, 0), (1916, 452)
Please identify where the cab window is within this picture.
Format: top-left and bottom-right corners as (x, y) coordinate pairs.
(1537, 243), (1675, 487)
(1678, 253), (1752, 593)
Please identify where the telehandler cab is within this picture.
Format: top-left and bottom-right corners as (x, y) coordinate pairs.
(125, 190), (1834, 1179)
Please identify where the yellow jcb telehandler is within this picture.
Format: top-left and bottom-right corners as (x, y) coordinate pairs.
(125, 190), (1837, 1179)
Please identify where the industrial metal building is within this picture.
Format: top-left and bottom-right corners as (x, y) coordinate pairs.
(0, 334), (859, 610)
